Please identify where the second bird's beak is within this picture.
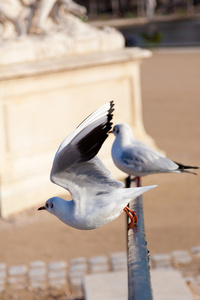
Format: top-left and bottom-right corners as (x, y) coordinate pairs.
(38, 206), (46, 210)
(109, 130), (113, 134)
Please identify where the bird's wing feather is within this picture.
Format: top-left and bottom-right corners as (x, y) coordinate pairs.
(55, 102), (114, 158)
(50, 101), (122, 203)
(121, 146), (178, 173)
(51, 157), (124, 202)
(51, 101), (114, 174)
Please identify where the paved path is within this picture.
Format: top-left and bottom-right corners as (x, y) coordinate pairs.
(84, 269), (194, 300)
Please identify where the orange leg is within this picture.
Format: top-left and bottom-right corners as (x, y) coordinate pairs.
(136, 176), (141, 187)
(124, 206), (138, 229)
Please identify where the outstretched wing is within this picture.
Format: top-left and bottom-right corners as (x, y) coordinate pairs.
(51, 156), (124, 201)
(51, 101), (114, 174)
(50, 101), (123, 200)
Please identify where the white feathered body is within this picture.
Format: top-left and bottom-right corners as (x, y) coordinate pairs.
(48, 184), (154, 230)
(112, 124), (184, 176)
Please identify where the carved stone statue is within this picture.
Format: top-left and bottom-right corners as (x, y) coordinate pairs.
(0, 0), (125, 65)
(28, 0), (87, 33)
(0, 0), (87, 37)
(0, 1), (26, 37)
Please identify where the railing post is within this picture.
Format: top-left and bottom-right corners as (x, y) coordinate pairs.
(126, 176), (153, 300)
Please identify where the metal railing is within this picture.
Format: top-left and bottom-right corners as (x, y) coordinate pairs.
(126, 176), (153, 300)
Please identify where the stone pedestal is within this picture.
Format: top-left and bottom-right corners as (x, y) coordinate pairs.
(0, 47), (153, 217)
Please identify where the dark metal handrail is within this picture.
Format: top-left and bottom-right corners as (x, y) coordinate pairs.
(126, 176), (153, 300)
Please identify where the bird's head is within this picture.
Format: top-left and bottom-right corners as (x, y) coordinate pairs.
(38, 197), (73, 226)
(38, 198), (55, 213)
(112, 124), (133, 139)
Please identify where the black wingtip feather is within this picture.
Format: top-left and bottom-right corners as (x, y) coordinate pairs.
(77, 101), (114, 162)
(173, 161), (199, 174)
(76, 101), (114, 130)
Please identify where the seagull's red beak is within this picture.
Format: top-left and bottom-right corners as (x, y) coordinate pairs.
(38, 206), (46, 210)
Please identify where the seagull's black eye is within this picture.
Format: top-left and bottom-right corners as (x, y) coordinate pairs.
(50, 203), (53, 209)
(46, 203), (49, 208)
(114, 126), (119, 134)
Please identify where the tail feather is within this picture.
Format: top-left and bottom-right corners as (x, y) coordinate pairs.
(117, 185), (157, 205)
(174, 161), (199, 175)
(179, 170), (198, 175)
(128, 185), (157, 199)
(112, 185), (157, 214)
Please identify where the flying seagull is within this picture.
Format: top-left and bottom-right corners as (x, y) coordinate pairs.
(38, 102), (156, 229)
(111, 123), (198, 186)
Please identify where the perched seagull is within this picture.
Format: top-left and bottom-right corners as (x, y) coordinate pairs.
(38, 102), (156, 230)
(111, 123), (199, 186)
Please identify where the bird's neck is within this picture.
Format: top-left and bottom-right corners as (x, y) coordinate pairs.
(115, 135), (130, 147)
(53, 197), (75, 225)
